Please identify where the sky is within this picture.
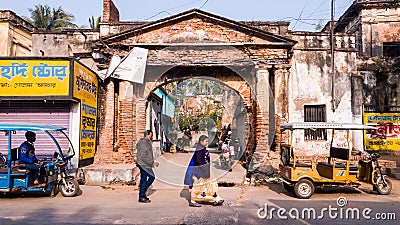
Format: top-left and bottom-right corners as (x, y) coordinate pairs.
(0, 0), (355, 31)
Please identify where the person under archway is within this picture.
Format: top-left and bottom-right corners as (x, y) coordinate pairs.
(184, 135), (224, 207)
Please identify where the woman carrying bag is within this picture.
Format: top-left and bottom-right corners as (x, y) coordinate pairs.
(184, 135), (224, 207)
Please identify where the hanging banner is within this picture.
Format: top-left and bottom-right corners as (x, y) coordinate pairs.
(111, 47), (148, 84)
(364, 112), (400, 151)
(0, 59), (70, 96)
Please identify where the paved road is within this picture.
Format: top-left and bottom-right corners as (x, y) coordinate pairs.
(152, 151), (246, 189)
(1, 179), (399, 225)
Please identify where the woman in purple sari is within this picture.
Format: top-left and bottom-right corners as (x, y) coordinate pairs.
(184, 135), (224, 207)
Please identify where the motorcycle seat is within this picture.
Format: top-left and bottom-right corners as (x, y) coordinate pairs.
(0, 164), (28, 174)
(318, 162), (358, 172)
(0, 167), (8, 173)
(12, 164), (27, 173)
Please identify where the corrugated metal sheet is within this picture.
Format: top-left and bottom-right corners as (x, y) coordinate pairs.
(0, 101), (71, 157)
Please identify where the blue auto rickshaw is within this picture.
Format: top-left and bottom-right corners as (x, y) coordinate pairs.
(0, 123), (79, 197)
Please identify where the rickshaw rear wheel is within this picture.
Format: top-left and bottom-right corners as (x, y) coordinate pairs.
(283, 183), (294, 193)
(60, 179), (80, 197)
(294, 179), (314, 199)
(374, 176), (392, 195)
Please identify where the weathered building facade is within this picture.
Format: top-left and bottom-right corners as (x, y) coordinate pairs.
(95, 6), (297, 169)
(335, 0), (400, 58)
(14, 0), (378, 169)
(90, 0), (359, 167)
(0, 10), (33, 56)
(335, 0), (400, 110)
(334, 0), (400, 153)
(287, 31), (359, 153)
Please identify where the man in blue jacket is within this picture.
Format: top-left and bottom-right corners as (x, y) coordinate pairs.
(18, 131), (42, 186)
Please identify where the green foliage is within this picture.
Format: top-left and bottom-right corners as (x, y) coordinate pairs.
(29, 4), (77, 30)
(89, 16), (101, 29)
(371, 56), (400, 82)
(172, 78), (224, 131)
(178, 103), (222, 131)
(172, 78), (223, 97)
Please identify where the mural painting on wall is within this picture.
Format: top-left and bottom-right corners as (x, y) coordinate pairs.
(364, 112), (400, 151)
(73, 61), (98, 160)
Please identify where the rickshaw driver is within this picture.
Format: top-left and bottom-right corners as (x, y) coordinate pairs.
(18, 131), (43, 186)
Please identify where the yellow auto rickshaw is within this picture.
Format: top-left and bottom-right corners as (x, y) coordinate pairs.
(279, 122), (393, 199)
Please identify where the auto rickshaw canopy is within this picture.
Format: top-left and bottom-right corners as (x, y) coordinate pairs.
(0, 123), (66, 131)
(280, 122), (377, 131)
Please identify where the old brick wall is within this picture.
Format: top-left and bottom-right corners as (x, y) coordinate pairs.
(337, 4), (400, 57)
(103, 0), (119, 23)
(118, 18), (286, 45)
(361, 7), (400, 57)
(95, 78), (115, 164)
(96, 11), (291, 168)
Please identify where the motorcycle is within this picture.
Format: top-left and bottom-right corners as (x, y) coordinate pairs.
(219, 135), (235, 170)
(40, 152), (80, 197)
(359, 152), (393, 195)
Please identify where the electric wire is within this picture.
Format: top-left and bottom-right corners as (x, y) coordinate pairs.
(142, 0), (206, 20)
(198, 0), (209, 10)
(292, 0), (310, 30)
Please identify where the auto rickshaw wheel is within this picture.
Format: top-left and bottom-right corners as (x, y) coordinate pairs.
(59, 179), (79, 197)
(374, 176), (392, 195)
(294, 179), (314, 199)
(283, 183), (294, 193)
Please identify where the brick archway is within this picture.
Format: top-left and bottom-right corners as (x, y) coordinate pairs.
(141, 66), (257, 164)
(96, 67), (274, 171)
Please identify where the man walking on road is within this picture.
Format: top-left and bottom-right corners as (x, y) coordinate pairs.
(136, 130), (159, 203)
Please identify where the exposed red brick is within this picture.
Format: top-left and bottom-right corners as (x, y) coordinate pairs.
(103, 0), (120, 23)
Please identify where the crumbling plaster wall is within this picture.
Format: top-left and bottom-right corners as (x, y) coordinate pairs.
(0, 11), (33, 56)
(359, 8), (400, 57)
(32, 30), (100, 57)
(287, 32), (361, 154)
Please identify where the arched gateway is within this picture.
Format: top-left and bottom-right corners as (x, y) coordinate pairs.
(95, 9), (295, 171)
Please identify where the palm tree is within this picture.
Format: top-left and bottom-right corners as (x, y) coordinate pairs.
(28, 5), (77, 30)
(89, 16), (101, 29)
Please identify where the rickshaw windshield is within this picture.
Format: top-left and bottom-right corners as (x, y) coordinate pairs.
(46, 130), (75, 160)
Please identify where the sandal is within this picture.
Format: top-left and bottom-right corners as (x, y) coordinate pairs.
(212, 200), (224, 206)
(189, 202), (201, 207)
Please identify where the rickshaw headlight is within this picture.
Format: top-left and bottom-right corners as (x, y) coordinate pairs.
(49, 171), (53, 176)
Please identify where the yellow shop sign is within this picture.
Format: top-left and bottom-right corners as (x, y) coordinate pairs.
(73, 62), (98, 160)
(364, 112), (400, 151)
(0, 59), (70, 96)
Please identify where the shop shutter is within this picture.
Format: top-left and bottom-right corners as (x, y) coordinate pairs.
(0, 101), (71, 156)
